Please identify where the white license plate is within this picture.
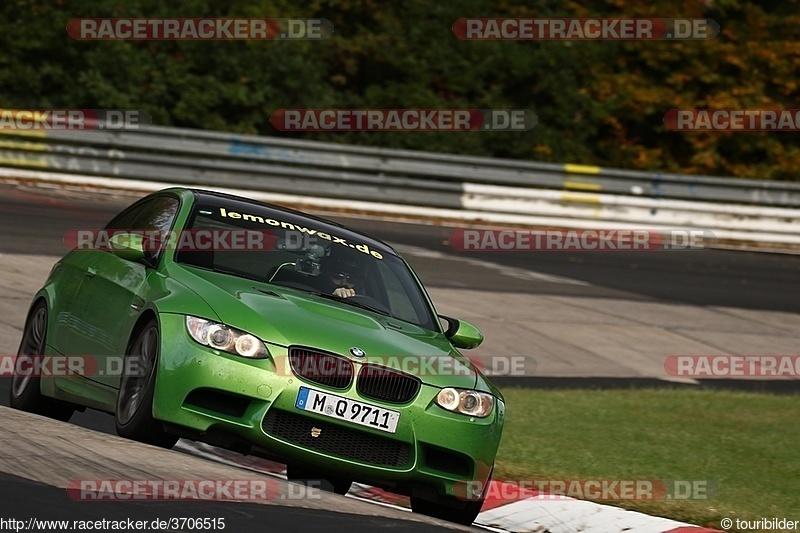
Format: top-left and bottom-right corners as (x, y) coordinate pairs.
(295, 387), (400, 434)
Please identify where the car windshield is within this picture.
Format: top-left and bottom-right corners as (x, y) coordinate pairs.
(174, 199), (438, 331)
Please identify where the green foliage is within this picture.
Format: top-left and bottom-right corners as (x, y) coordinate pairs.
(1, 0), (798, 179)
(497, 387), (800, 529)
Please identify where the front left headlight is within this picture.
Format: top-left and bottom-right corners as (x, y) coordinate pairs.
(435, 387), (495, 418)
(185, 316), (269, 359)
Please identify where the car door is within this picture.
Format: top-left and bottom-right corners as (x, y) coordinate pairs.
(62, 197), (145, 357)
(69, 194), (180, 388)
(49, 249), (101, 354)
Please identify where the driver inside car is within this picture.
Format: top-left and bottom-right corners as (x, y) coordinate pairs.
(319, 257), (364, 299)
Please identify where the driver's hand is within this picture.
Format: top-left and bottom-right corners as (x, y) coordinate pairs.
(333, 288), (356, 298)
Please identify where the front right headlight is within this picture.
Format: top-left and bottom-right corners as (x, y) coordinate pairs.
(185, 316), (269, 359)
(435, 387), (494, 418)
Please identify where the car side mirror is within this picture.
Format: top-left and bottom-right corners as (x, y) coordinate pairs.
(439, 315), (484, 349)
(109, 232), (148, 262)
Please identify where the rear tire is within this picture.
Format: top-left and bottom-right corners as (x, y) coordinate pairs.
(10, 301), (74, 421)
(286, 464), (352, 495)
(115, 319), (178, 449)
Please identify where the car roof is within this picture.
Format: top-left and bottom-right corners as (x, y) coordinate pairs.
(187, 188), (399, 258)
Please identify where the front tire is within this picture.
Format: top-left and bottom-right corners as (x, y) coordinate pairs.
(410, 494), (485, 526)
(411, 467), (492, 526)
(10, 301), (74, 421)
(115, 319), (178, 449)
(286, 464), (352, 495)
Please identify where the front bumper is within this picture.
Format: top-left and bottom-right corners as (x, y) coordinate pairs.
(153, 313), (504, 499)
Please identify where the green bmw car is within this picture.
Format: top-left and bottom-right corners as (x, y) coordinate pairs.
(11, 188), (504, 524)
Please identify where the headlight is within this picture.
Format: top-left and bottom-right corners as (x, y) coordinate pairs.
(185, 316), (268, 359)
(435, 387), (494, 418)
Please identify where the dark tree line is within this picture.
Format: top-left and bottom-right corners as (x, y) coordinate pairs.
(2, 0), (798, 180)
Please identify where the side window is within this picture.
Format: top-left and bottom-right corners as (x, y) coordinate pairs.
(104, 202), (145, 232)
(105, 196), (179, 232)
(100, 196), (179, 255)
(129, 196), (179, 233)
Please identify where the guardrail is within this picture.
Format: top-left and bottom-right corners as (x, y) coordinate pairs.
(0, 126), (798, 245)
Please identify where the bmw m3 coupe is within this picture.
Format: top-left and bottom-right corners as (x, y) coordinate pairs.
(11, 187), (505, 524)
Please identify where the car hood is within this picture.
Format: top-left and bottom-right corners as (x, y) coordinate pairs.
(169, 265), (480, 389)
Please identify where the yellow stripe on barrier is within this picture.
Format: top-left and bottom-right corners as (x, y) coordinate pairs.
(0, 140), (48, 151)
(564, 163), (601, 174)
(563, 181), (602, 192)
(0, 158), (48, 167)
(0, 150), (48, 167)
(561, 193), (601, 204)
(0, 129), (47, 138)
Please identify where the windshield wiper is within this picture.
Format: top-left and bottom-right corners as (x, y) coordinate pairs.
(311, 291), (391, 316)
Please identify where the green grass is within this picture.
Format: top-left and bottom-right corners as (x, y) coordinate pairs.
(493, 388), (800, 532)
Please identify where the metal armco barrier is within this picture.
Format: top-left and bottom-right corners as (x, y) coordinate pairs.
(0, 126), (798, 245)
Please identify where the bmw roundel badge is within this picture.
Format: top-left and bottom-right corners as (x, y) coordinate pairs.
(350, 347), (366, 358)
